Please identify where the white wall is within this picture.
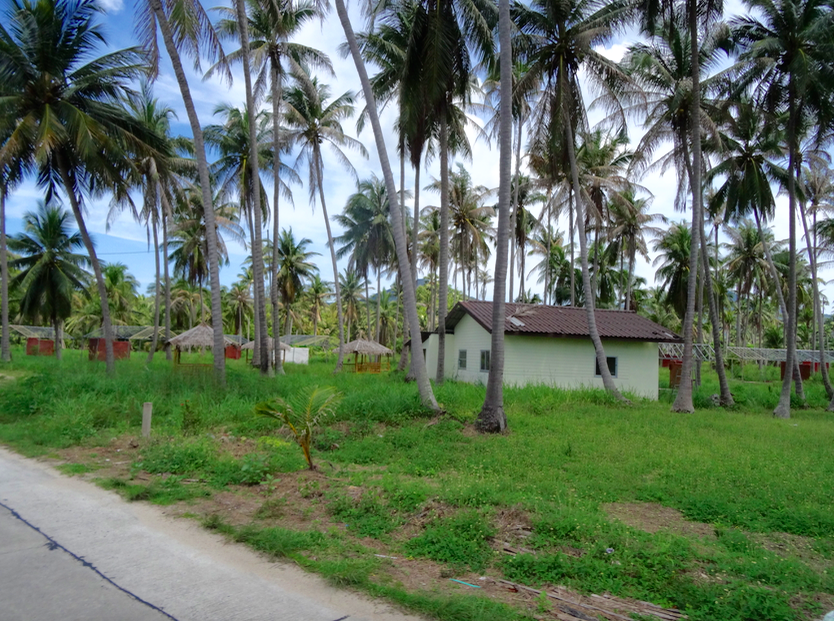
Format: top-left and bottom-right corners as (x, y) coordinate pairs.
(285, 347), (309, 365)
(424, 314), (660, 399)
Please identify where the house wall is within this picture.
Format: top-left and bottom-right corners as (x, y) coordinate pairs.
(424, 314), (660, 398)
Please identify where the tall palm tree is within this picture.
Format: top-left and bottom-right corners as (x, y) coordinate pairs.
(0, 0), (153, 374)
(732, 0), (834, 417)
(333, 0), (440, 410)
(224, 281), (253, 343)
(338, 269), (365, 342)
(136, 0), (229, 382)
(477, 0), (512, 432)
(607, 189), (667, 311)
(0, 151), (22, 363)
(102, 263), (141, 325)
(623, 16), (734, 407)
(9, 201), (90, 360)
(305, 275), (331, 336)
(213, 0), (330, 374)
(204, 103), (271, 368)
(284, 70), (367, 371)
(336, 175), (396, 341)
(653, 222), (694, 320)
(275, 228), (318, 337)
(515, 0), (633, 400)
(508, 177), (544, 302)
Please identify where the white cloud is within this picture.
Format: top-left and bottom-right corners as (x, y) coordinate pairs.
(96, 0), (124, 13)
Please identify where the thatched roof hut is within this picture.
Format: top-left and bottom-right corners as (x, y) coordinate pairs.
(167, 324), (235, 351)
(341, 339), (394, 356)
(241, 339), (291, 351)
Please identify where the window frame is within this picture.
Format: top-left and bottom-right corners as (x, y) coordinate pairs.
(480, 349), (491, 372)
(594, 356), (618, 378)
(458, 349), (467, 370)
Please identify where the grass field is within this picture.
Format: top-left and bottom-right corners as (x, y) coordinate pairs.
(1, 348), (832, 621)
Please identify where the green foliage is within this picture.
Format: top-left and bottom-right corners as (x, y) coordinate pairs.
(255, 386), (342, 470)
(328, 492), (400, 538)
(407, 511), (496, 572)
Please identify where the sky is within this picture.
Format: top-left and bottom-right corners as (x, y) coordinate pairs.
(5, 0), (834, 312)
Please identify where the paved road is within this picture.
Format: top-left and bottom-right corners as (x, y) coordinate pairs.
(0, 447), (423, 621)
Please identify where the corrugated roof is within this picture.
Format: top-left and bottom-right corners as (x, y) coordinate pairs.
(445, 301), (682, 343)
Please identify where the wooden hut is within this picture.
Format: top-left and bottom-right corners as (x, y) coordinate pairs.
(168, 324), (235, 369)
(340, 339), (394, 373)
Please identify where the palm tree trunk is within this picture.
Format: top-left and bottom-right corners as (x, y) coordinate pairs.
(160, 188), (173, 360)
(569, 191), (575, 306)
(147, 209), (162, 363)
(245, 208), (262, 366)
(477, 0), (512, 433)
(152, 0), (225, 384)
(520, 238), (526, 299)
(406, 160), (421, 381)
(752, 207), (804, 401)
(53, 317), (62, 361)
(626, 248), (635, 312)
(57, 156), (114, 374)
(509, 117), (522, 304)
(1, 189), (10, 363)
(564, 117), (624, 400)
(270, 61), (285, 375)
(436, 115), (450, 385)
(774, 88), (798, 419)
(798, 198), (832, 397)
(334, 0), (438, 409)
(314, 150), (345, 371)
(376, 268), (381, 341)
(671, 0), (702, 413)
(698, 201), (733, 405)
(235, 0), (268, 376)
(365, 274), (372, 339)
(695, 258), (703, 387)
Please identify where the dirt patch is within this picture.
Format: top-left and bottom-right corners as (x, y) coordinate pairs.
(603, 502), (716, 540)
(753, 531), (834, 575)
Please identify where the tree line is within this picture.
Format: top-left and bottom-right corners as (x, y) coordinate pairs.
(0, 0), (832, 426)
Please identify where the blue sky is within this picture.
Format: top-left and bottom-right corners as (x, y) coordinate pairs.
(6, 0), (834, 314)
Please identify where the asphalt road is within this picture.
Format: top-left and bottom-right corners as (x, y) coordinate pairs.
(0, 447), (423, 621)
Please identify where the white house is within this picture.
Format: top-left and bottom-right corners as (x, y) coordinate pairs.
(421, 301), (682, 399)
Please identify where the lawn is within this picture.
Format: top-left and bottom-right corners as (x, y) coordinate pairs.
(1, 348), (832, 621)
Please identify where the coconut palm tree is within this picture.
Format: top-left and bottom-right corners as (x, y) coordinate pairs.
(732, 0), (834, 417)
(333, 0), (440, 410)
(225, 281), (253, 343)
(0, 0), (154, 374)
(338, 269), (365, 342)
(305, 275), (332, 336)
(284, 70), (367, 371)
(204, 103), (272, 368)
(102, 263), (141, 325)
(135, 0), (229, 382)
(8, 201), (90, 360)
(275, 228), (319, 337)
(653, 222), (694, 320)
(515, 0), (634, 400)
(213, 0), (331, 374)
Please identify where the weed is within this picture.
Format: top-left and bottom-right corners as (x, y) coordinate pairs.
(406, 511), (496, 572)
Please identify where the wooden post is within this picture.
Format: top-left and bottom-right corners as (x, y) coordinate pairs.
(142, 402), (153, 438)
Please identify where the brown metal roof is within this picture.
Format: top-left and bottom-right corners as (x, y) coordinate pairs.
(445, 301), (682, 343)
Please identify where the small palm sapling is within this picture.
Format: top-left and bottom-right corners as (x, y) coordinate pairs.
(255, 386), (341, 470)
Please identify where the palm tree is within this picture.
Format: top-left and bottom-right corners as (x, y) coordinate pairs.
(204, 103), (272, 369)
(275, 228), (319, 338)
(102, 263), (141, 325)
(607, 189), (667, 311)
(509, 177), (544, 302)
(732, 0), (834, 417)
(284, 70), (367, 371)
(224, 281), (253, 344)
(333, 0), (440, 410)
(477, 0), (513, 432)
(136, 0), (229, 382)
(336, 175), (396, 341)
(338, 269), (365, 342)
(653, 223), (694, 320)
(623, 16), (734, 408)
(515, 0), (633, 400)
(213, 0), (330, 374)
(117, 84), (188, 362)
(8, 201), (90, 360)
(0, 0), (154, 374)
(305, 275), (332, 336)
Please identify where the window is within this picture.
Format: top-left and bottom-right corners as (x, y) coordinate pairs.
(480, 350), (491, 372)
(595, 356), (617, 378)
(458, 350), (467, 370)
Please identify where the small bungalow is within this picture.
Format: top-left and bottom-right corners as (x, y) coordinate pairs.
(422, 301), (682, 399)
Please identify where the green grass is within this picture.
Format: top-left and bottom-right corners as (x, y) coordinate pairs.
(1, 347), (833, 621)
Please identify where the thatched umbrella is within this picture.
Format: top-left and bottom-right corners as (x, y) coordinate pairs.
(168, 324), (235, 365)
(338, 339), (393, 373)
